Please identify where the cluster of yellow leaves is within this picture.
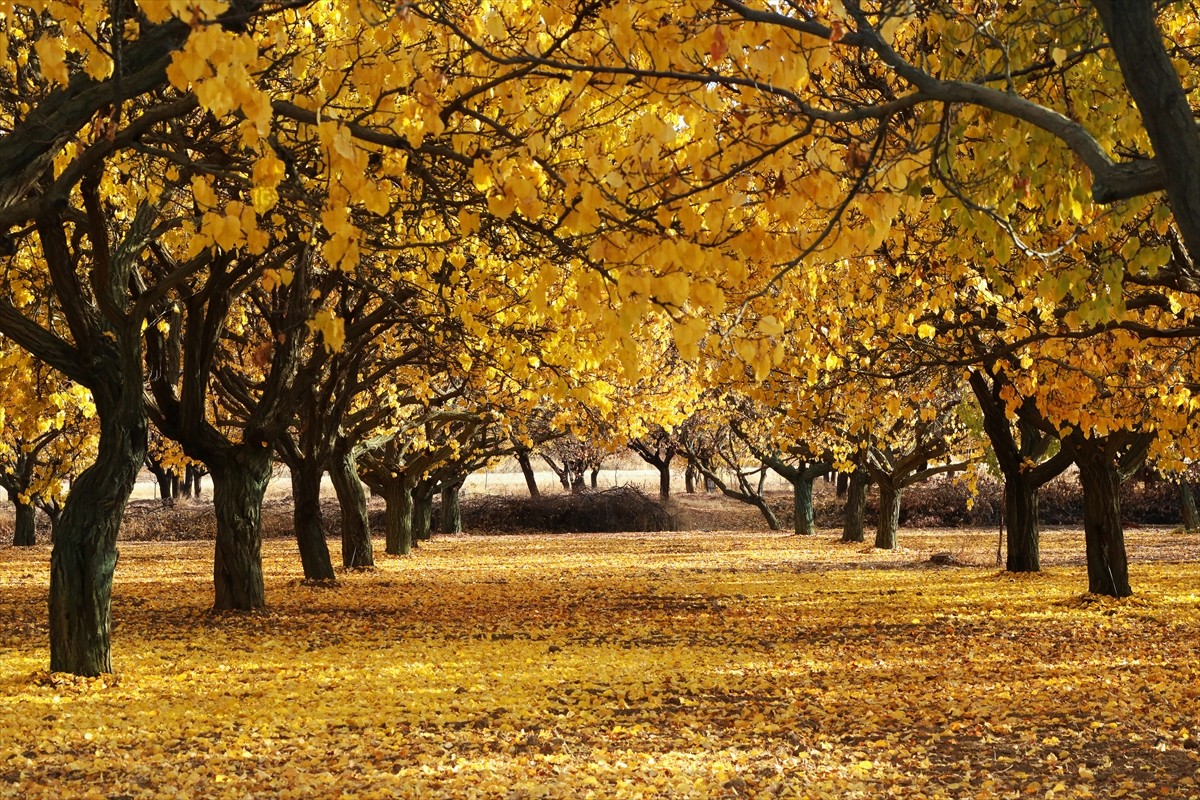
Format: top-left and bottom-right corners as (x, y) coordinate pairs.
(2, 527), (1199, 798)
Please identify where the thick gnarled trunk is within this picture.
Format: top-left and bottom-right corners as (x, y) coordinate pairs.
(209, 447), (271, 611)
(290, 458), (335, 581)
(49, 391), (146, 675)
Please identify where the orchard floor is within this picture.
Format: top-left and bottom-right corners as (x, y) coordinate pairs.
(2, 525), (1200, 799)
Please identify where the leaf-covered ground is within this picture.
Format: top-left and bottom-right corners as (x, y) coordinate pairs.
(2, 528), (1199, 799)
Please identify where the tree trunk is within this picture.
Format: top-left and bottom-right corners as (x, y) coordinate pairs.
(50, 391), (147, 675)
(590, 468), (599, 489)
(331, 451), (373, 568)
(383, 477), (414, 555)
(10, 490), (36, 546)
(208, 447), (271, 611)
(289, 459), (335, 581)
(658, 463), (671, 500)
(413, 488), (433, 542)
(874, 480), (901, 550)
(516, 450), (539, 498)
(441, 482), (462, 534)
(792, 476), (815, 536)
(836, 471), (849, 499)
(1181, 482), (1200, 533)
(685, 463), (697, 494)
(1075, 443), (1132, 598)
(841, 470), (869, 543)
(1002, 469), (1041, 572)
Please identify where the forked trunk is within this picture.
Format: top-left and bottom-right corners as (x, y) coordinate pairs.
(290, 459), (335, 581)
(1003, 470), (1041, 572)
(209, 447), (271, 611)
(841, 471), (868, 543)
(331, 450), (373, 568)
(874, 481), (901, 550)
(49, 391), (146, 675)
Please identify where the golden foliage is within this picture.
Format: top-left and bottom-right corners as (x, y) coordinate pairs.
(1, 530), (1199, 797)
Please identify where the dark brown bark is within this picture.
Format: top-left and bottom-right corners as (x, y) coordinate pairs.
(685, 463), (697, 494)
(1181, 482), (1200, 533)
(1003, 473), (1040, 573)
(10, 490), (36, 546)
(874, 480), (901, 550)
(793, 477), (815, 537)
(382, 477), (414, 556)
(49, 381), (147, 675)
(441, 482), (462, 534)
(331, 449), (373, 568)
(1093, 1), (1200, 263)
(841, 470), (869, 543)
(209, 447), (271, 611)
(516, 449), (540, 498)
(289, 459), (335, 581)
(1074, 443), (1131, 598)
(413, 488), (434, 542)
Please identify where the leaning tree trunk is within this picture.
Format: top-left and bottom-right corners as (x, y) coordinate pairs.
(441, 482), (462, 534)
(1181, 482), (1200, 533)
(1003, 469), (1041, 572)
(841, 471), (869, 543)
(1075, 444), (1132, 598)
(516, 450), (539, 498)
(792, 476), (816, 537)
(208, 446), (271, 611)
(382, 477), (414, 556)
(10, 490), (36, 546)
(330, 451), (373, 568)
(289, 458), (335, 581)
(49, 388), (147, 675)
(874, 480), (902, 550)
